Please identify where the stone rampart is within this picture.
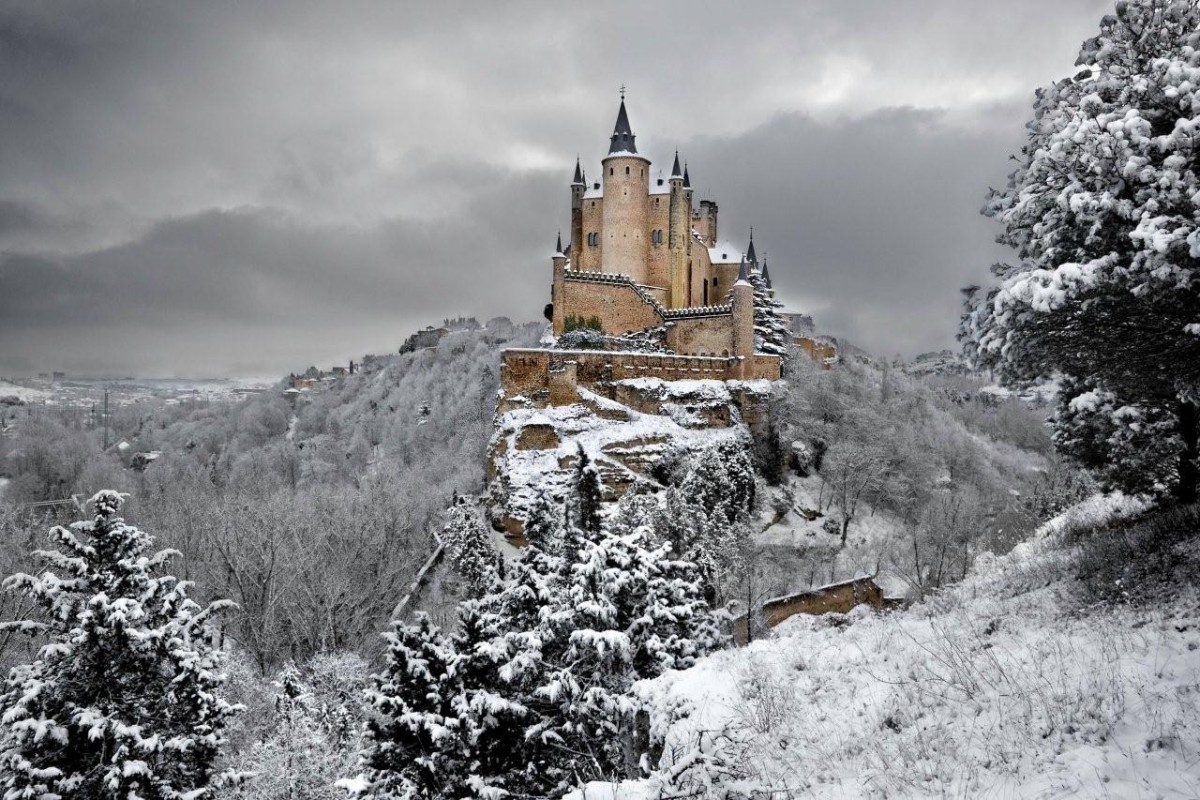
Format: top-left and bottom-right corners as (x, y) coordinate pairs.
(500, 348), (779, 402)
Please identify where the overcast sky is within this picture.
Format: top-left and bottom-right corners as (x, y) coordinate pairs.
(0, 0), (1113, 377)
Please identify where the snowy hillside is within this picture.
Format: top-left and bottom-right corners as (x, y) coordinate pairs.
(571, 494), (1200, 799)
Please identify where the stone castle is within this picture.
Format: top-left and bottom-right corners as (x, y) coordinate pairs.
(537, 96), (782, 383)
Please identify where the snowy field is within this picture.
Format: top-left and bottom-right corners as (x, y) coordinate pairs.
(0, 381), (52, 403)
(570, 494), (1200, 799)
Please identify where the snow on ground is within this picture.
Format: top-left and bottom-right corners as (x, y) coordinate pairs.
(573, 493), (1200, 799)
(0, 381), (51, 402)
(754, 475), (910, 600)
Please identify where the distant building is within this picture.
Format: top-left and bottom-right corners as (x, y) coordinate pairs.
(400, 326), (449, 354)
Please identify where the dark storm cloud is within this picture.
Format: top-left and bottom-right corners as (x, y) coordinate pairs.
(0, 0), (1114, 375)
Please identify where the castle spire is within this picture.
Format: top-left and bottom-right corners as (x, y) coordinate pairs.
(746, 227), (757, 264)
(683, 162), (691, 188)
(737, 255), (750, 284)
(608, 95), (637, 155)
(761, 254), (772, 288)
(671, 150), (682, 178)
(555, 231), (563, 255)
(572, 157), (584, 185)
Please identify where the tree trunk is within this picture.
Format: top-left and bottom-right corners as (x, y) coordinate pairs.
(1177, 399), (1199, 505)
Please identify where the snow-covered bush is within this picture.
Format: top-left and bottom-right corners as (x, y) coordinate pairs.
(556, 327), (606, 350)
(0, 490), (238, 799)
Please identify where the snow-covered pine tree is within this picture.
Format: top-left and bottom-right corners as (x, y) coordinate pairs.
(450, 599), (535, 799)
(529, 528), (724, 790)
(573, 444), (603, 537)
(522, 490), (563, 554)
(746, 265), (791, 356)
(347, 613), (466, 799)
(962, 0), (1200, 502)
(441, 497), (500, 593)
(0, 490), (238, 800)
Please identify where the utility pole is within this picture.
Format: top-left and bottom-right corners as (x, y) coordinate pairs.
(102, 387), (109, 451)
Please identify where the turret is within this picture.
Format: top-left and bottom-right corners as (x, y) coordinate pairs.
(600, 95), (650, 282)
(731, 256), (755, 373)
(551, 232), (567, 334)
(746, 227), (757, 267)
(569, 158), (585, 268)
(668, 150), (690, 308)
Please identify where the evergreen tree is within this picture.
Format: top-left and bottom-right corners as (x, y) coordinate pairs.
(527, 529), (724, 789)
(0, 490), (237, 800)
(961, 0), (1200, 502)
(348, 614), (465, 799)
(573, 444), (603, 538)
(747, 268), (791, 356)
(522, 490), (563, 554)
(441, 497), (500, 594)
(451, 600), (537, 799)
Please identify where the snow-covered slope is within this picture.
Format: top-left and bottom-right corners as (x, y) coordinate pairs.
(571, 494), (1200, 799)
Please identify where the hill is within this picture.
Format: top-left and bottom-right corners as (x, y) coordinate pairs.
(569, 494), (1200, 799)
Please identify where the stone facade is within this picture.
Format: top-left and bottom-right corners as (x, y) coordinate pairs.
(500, 348), (780, 406)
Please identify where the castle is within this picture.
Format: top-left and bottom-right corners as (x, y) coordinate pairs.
(541, 96), (782, 382)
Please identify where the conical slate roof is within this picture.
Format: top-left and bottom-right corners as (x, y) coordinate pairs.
(555, 231), (563, 255)
(737, 255), (749, 283)
(761, 256), (772, 288)
(608, 98), (637, 155)
(671, 150), (682, 178)
(746, 227), (757, 264)
(572, 157), (584, 185)
(683, 163), (691, 188)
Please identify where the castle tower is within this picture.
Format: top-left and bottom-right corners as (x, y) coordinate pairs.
(551, 232), (567, 332)
(746, 227), (758, 267)
(600, 96), (650, 284)
(668, 151), (690, 308)
(732, 256), (755, 375)
(569, 158), (584, 269)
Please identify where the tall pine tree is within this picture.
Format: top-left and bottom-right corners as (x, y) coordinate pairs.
(0, 490), (237, 800)
(347, 613), (466, 799)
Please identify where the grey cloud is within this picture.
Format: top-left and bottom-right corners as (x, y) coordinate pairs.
(0, 0), (1116, 375)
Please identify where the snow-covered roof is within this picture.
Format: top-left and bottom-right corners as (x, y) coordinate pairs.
(649, 180), (670, 195)
(583, 183), (603, 199)
(708, 240), (744, 264)
(603, 149), (649, 161)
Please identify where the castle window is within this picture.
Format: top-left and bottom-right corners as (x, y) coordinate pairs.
(713, 277), (719, 287)
(609, 168), (613, 176)
(625, 166), (630, 175)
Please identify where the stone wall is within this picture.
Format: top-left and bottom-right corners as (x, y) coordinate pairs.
(557, 274), (661, 336)
(664, 313), (735, 355)
(732, 577), (891, 645)
(500, 348), (781, 406)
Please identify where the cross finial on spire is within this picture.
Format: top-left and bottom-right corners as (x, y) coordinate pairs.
(619, 84), (626, 100)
